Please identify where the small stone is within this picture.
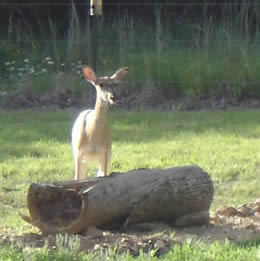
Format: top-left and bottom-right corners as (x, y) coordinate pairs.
(94, 244), (101, 250)
(121, 237), (129, 243)
(154, 240), (166, 249)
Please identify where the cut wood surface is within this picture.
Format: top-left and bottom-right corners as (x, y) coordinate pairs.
(21, 165), (214, 235)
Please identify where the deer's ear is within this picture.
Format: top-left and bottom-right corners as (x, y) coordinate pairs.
(110, 67), (128, 81)
(82, 66), (96, 82)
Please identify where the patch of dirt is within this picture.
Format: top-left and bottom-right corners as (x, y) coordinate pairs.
(117, 84), (166, 110)
(1, 84), (260, 110)
(0, 87), (82, 109)
(0, 199), (259, 256)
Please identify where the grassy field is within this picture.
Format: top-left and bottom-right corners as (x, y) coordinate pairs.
(0, 109), (259, 260)
(0, 240), (259, 261)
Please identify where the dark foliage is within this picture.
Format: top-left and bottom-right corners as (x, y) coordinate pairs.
(0, 0), (259, 35)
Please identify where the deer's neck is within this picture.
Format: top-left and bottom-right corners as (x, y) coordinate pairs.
(93, 97), (109, 126)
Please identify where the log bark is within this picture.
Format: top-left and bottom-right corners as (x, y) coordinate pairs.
(21, 165), (214, 235)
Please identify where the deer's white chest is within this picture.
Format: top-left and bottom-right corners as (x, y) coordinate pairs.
(72, 110), (111, 160)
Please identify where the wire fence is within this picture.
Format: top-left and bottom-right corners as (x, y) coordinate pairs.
(0, 2), (260, 6)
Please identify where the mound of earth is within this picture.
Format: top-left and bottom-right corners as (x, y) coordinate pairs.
(0, 199), (259, 257)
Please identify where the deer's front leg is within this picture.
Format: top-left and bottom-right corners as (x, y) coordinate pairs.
(74, 153), (88, 180)
(97, 149), (111, 177)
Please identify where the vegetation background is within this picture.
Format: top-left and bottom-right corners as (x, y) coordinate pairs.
(1, 0), (260, 103)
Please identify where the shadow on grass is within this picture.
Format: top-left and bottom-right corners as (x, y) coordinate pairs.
(111, 110), (260, 143)
(0, 110), (74, 161)
(1, 109), (260, 161)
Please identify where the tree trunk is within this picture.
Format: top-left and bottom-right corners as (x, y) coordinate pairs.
(21, 165), (214, 235)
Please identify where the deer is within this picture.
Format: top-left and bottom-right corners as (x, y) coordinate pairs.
(72, 65), (128, 180)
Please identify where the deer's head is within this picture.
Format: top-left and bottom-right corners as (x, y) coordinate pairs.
(82, 66), (128, 105)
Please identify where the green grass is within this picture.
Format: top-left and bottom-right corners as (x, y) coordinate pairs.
(0, 239), (259, 261)
(0, 109), (259, 259)
(2, 43), (260, 98)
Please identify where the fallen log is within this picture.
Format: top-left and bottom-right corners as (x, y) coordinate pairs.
(21, 165), (214, 235)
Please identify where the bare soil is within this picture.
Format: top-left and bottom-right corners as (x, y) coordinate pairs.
(0, 199), (259, 256)
(1, 85), (260, 110)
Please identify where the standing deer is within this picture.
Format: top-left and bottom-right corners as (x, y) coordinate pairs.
(72, 66), (128, 180)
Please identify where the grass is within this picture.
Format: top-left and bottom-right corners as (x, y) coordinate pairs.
(0, 239), (259, 260)
(2, 42), (260, 99)
(0, 108), (259, 259)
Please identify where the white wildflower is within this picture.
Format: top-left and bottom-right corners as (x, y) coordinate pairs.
(29, 67), (35, 74)
(0, 91), (7, 96)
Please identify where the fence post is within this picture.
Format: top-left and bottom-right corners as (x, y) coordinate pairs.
(89, 0), (103, 72)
